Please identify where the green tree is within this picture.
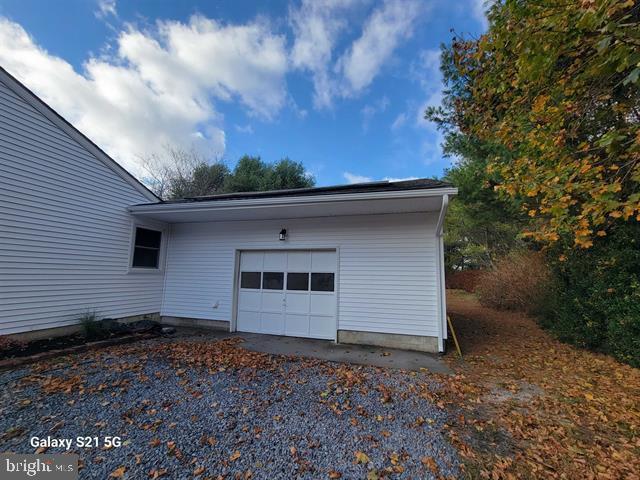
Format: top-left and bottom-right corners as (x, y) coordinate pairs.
(428, 0), (640, 365)
(433, 0), (640, 248)
(427, 42), (528, 270)
(441, 138), (525, 270)
(263, 158), (314, 191)
(142, 146), (227, 200)
(223, 156), (267, 193)
(171, 163), (229, 199)
(144, 149), (314, 199)
(224, 156), (314, 193)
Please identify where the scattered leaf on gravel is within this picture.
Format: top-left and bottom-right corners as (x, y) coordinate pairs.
(193, 466), (205, 476)
(230, 450), (241, 462)
(366, 469), (379, 480)
(354, 451), (369, 464)
(148, 468), (167, 478)
(421, 456), (439, 474)
(109, 466), (126, 478)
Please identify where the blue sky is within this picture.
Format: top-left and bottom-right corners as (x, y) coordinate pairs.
(0, 0), (486, 186)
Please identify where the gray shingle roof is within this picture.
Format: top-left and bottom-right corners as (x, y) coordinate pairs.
(157, 178), (452, 204)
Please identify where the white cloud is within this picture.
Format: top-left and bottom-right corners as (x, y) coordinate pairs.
(290, 0), (425, 108)
(471, 0), (489, 30)
(409, 49), (447, 165)
(119, 16), (288, 119)
(337, 0), (422, 95)
(361, 95), (389, 131)
(96, 0), (117, 19)
(383, 176), (418, 182)
(343, 172), (420, 184)
(343, 171), (373, 184)
(234, 124), (254, 134)
(0, 16), (288, 176)
(384, 48), (447, 167)
(391, 112), (407, 130)
(289, 0), (362, 109)
(410, 48), (440, 92)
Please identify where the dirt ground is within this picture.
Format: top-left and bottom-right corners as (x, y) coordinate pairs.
(442, 290), (640, 480)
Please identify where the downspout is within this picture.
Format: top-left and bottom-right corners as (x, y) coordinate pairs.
(435, 194), (449, 353)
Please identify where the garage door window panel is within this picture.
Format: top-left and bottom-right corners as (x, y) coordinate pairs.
(240, 272), (261, 289)
(311, 273), (334, 292)
(263, 272), (284, 290)
(287, 273), (309, 291)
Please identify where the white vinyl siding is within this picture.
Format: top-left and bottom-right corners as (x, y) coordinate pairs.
(0, 78), (164, 335)
(162, 212), (439, 337)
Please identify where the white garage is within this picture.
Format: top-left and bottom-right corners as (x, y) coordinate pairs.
(237, 250), (337, 340)
(130, 179), (457, 353)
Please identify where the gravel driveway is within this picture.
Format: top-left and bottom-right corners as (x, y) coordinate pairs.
(0, 336), (460, 479)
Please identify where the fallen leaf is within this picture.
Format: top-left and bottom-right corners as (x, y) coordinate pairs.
(230, 450), (241, 462)
(328, 471), (342, 479)
(148, 468), (167, 478)
(193, 466), (205, 476)
(355, 451), (370, 464)
(421, 456), (439, 474)
(109, 466), (126, 478)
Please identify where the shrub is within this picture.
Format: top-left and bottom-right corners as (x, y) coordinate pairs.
(0, 336), (27, 352)
(78, 311), (105, 339)
(540, 222), (640, 367)
(446, 269), (484, 292)
(475, 250), (550, 312)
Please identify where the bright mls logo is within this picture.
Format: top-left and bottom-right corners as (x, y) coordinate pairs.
(1, 454), (77, 479)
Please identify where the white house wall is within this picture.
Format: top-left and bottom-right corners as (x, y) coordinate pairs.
(162, 212), (440, 337)
(0, 78), (164, 335)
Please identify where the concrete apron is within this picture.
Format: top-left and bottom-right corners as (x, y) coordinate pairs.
(189, 330), (451, 374)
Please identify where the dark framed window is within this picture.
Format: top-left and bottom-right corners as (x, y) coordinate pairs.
(263, 272), (284, 290)
(287, 272), (309, 291)
(131, 227), (162, 268)
(240, 272), (261, 289)
(311, 273), (334, 292)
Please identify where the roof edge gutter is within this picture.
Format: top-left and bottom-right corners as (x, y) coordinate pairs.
(129, 187), (458, 215)
(435, 194), (450, 236)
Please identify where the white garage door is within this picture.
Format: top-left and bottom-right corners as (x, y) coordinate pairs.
(236, 250), (337, 340)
